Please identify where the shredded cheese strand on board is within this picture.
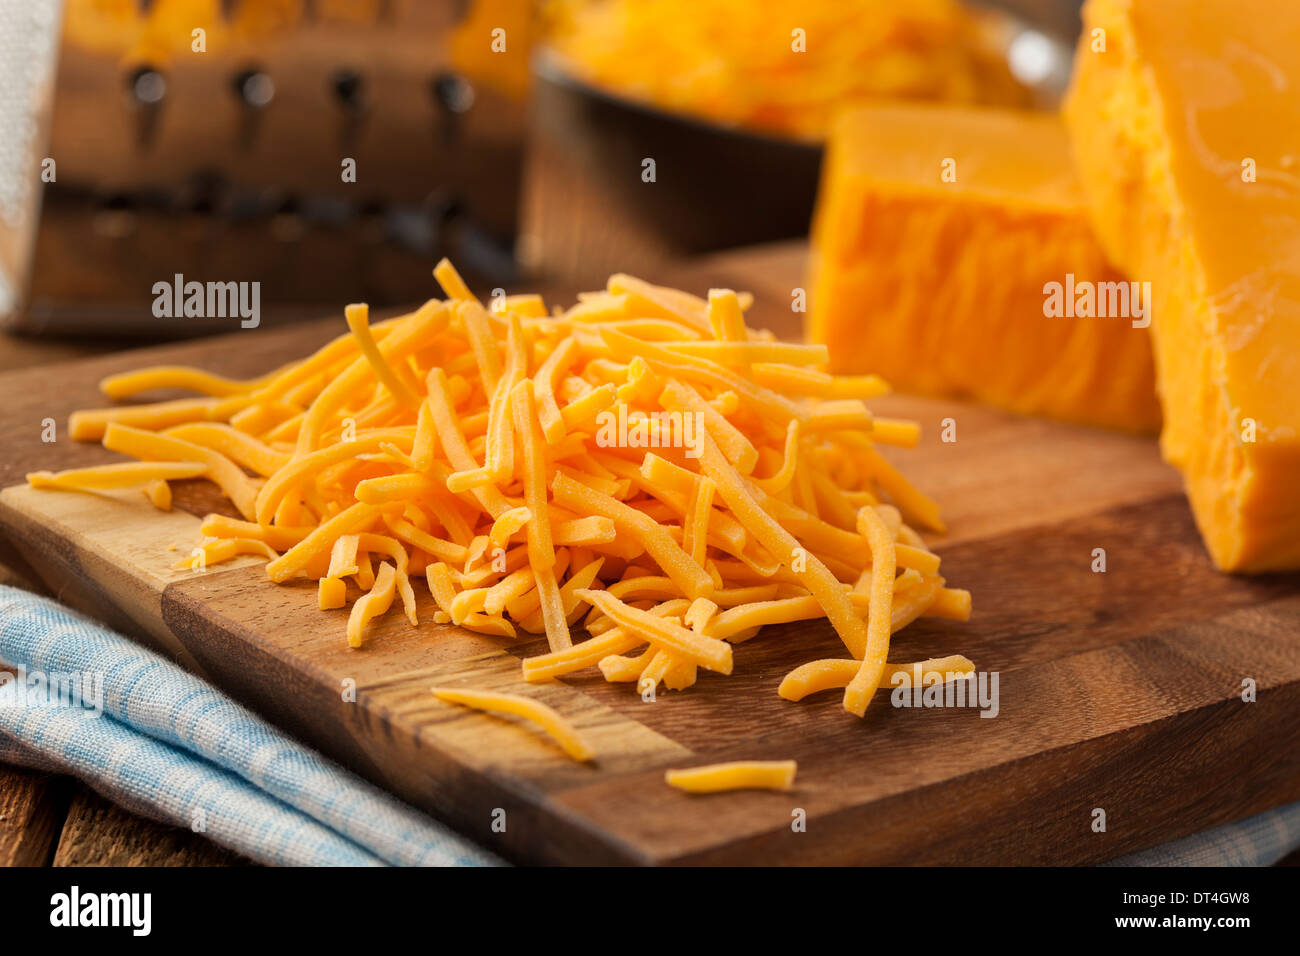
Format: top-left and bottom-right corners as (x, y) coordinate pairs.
(843, 505), (898, 717)
(40, 259), (971, 746)
(430, 686), (595, 762)
(779, 655), (975, 702)
(665, 760), (798, 793)
(27, 461), (207, 490)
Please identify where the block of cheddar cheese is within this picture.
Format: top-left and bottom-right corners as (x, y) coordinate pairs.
(1064, 0), (1300, 571)
(809, 103), (1158, 433)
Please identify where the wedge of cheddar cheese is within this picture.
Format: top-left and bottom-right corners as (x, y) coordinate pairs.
(810, 103), (1158, 433)
(1064, 0), (1300, 571)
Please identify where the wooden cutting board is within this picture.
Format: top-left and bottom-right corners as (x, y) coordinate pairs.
(3, 244), (1299, 865)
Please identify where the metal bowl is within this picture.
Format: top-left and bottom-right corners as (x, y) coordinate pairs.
(520, 5), (1075, 283)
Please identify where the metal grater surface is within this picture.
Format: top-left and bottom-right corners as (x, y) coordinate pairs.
(10, 0), (529, 334)
(0, 0), (63, 319)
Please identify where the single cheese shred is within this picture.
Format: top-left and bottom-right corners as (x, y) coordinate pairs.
(665, 760), (798, 793)
(430, 686), (595, 762)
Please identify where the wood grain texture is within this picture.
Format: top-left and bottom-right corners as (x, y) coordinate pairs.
(2, 244), (1298, 865)
(0, 766), (68, 867)
(0, 333), (120, 375)
(52, 785), (247, 867)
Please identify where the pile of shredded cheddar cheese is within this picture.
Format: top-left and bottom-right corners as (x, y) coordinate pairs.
(34, 260), (972, 723)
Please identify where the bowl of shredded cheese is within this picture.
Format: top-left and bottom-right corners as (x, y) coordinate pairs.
(543, 0), (1043, 143)
(522, 0), (1070, 277)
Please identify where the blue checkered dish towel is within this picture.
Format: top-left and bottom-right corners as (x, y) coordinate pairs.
(1105, 801), (1300, 866)
(0, 584), (499, 867)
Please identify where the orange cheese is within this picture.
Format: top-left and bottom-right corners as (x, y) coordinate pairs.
(47, 259), (974, 727)
(1064, 0), (1300, 571)
(547, 0), (1030, 142)
(810, 104), (1159, 433)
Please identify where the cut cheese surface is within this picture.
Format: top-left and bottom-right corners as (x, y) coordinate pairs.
(1065, 0), (1300, 571)
(810, 103), (1159, 433)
